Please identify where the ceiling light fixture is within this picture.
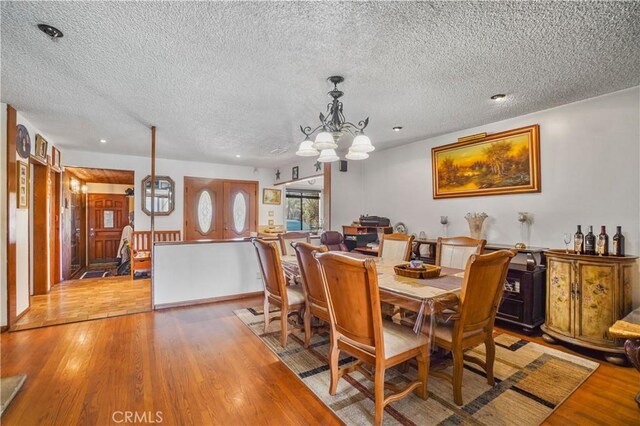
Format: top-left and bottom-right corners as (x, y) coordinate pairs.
(235, 154), (241, 158)
(490, 94), (506, 101)
(37, 24), (63, 39)
(392, 126), (403, 132)
(100, 139), (107, 144)
(296, 76), (374, 161)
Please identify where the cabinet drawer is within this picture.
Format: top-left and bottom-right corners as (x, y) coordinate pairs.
(498, 297), (524, 322)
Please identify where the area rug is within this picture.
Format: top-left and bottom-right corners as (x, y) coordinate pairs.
(80, 270), (109, 279)
(0, 374), (26, 416)
(234, 307), (599, 426)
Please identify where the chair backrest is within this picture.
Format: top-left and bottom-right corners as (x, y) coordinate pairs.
(316, 252), (383, 349)
(379, 233), (414, 262)
(320, 231), (348, 252)
(131, 230), (182, 251)
(457, 249), (516, 336)
(253, 238), (287, 300)
(154, 230), (181, 242)
(278, 232), (310, 256)
(292, 242), (328, 309)
(436, 236), (486, 269)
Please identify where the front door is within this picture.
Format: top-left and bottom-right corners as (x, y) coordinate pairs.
(88, 194), (128, 264)
(184, 177), (224, 241)
(223, 181), (257, 239)
(183, 178), (257, 240)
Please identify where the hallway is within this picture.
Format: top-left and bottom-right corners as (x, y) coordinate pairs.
(11, 276), (150, 331)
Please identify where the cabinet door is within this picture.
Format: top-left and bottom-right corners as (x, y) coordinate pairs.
(546, 258), (574, 336)
(575, 261), (617, 346)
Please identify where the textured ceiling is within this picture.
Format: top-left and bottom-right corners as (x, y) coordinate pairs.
(2, 2), (639, 168)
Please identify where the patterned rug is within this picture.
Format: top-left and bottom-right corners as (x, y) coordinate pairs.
(234, 307), (599, 426)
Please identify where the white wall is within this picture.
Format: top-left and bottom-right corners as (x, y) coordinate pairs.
(154, 241), (262, 306)
(14, 113), (62, 312)
(349, 87), (639, 303)
(62, 150), (278, 232)
(330, 160), (364, 231)
(85, 183), (132, 194)
(0, 103), (7, 327)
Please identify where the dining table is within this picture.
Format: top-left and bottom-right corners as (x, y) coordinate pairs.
(280, 253), (465, 334)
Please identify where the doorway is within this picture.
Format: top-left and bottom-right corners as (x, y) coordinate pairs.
(11, 166), (149, 331)
(284, 176), (323, 232)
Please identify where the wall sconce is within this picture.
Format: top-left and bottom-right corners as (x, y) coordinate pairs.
(70, 178), (80, 193)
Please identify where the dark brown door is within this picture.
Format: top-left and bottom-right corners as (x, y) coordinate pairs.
(184, 177), (224, 241)
(223, 181), (257, 239)
(88, 194), (128, 264)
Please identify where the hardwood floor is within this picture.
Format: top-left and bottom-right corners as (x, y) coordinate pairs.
(11, 275), (151, 331)
(1, 296), (638, 425)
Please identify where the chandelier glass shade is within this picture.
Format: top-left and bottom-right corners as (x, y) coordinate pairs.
(296, 76), (373, 162)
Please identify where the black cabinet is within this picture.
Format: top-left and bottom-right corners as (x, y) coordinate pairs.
(413, 239), (547, 333)
(496, 264), (546, 333)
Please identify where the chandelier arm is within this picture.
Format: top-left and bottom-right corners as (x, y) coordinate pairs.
(342, 117), (370, 132)
(299, 124), (325, 137)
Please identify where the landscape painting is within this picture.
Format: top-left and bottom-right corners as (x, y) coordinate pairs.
(432, 125), (540, 199)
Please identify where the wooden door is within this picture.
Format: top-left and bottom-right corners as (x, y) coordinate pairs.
(545, 257), (574, 338)
(223, 181), (257, 239)
(574, 260), (617, 346)
(88, 194), (128, 264)
(184, 177), (224, 241)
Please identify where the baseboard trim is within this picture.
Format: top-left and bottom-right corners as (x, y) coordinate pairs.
(154, 291), (263, 310)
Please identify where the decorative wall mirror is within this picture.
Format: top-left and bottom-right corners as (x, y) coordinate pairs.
(141, 175), (175, 216)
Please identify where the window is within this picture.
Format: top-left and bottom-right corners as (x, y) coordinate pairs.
(286, 190), (321, 231)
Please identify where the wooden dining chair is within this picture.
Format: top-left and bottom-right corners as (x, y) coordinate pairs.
(435, 236), (486, 269)
(253, 238), (306, 347)
(316, 252), (429, 425)
(431, 249), (516, 406)
(379, 233), (414, 262)
(292, 241), (329, 348)
(278, 232), (310, 256)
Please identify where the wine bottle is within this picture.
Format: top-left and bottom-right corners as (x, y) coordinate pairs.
(574, 225), (584, 254)
(584, 226), (596, 255)
(612, 226), (625, 257)
(597, 226), (609, 256)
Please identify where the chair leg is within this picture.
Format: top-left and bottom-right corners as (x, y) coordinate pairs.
(485, 335), (496, 386)
(303, 308), (312, 348)
(452, 347), (464, 406)
(328, 341), (340, 395)
(280, 305), (289, 348)
(374, 364), (386, 426)
(415, 347), (429, 400)
(263, 298), (270, 333)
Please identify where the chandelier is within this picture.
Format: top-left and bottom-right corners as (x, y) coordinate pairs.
(296, 76), (374, 162)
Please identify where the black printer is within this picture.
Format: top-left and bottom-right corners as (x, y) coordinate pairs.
(358, 215), (391, 227)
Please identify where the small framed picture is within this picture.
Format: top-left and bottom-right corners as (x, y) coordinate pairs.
(35, 134), (48, 161)
(51, 145), (61, 170)
(17, 160), (29, 209)
(262, 188), (281, 205)
(292, 166), (299, 180)
(268, 219), (275, 226)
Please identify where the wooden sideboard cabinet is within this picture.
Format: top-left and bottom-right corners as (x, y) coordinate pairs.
(541, 250), (638, 364)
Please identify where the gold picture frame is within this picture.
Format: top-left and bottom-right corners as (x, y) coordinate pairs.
(262, 188), (281, 205)
(35, 134), (48, 161)
(50, 145), (61, 170)
(432, 124), (540, 199)
(17, 160), (29, 209)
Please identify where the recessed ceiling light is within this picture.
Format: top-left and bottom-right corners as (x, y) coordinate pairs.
(99, 139), (107, 144)
(37, 24), (63, 39)
(392, 126), (403, 132)
(235, 154), (241, 158)
(490, 94), (507, 101)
